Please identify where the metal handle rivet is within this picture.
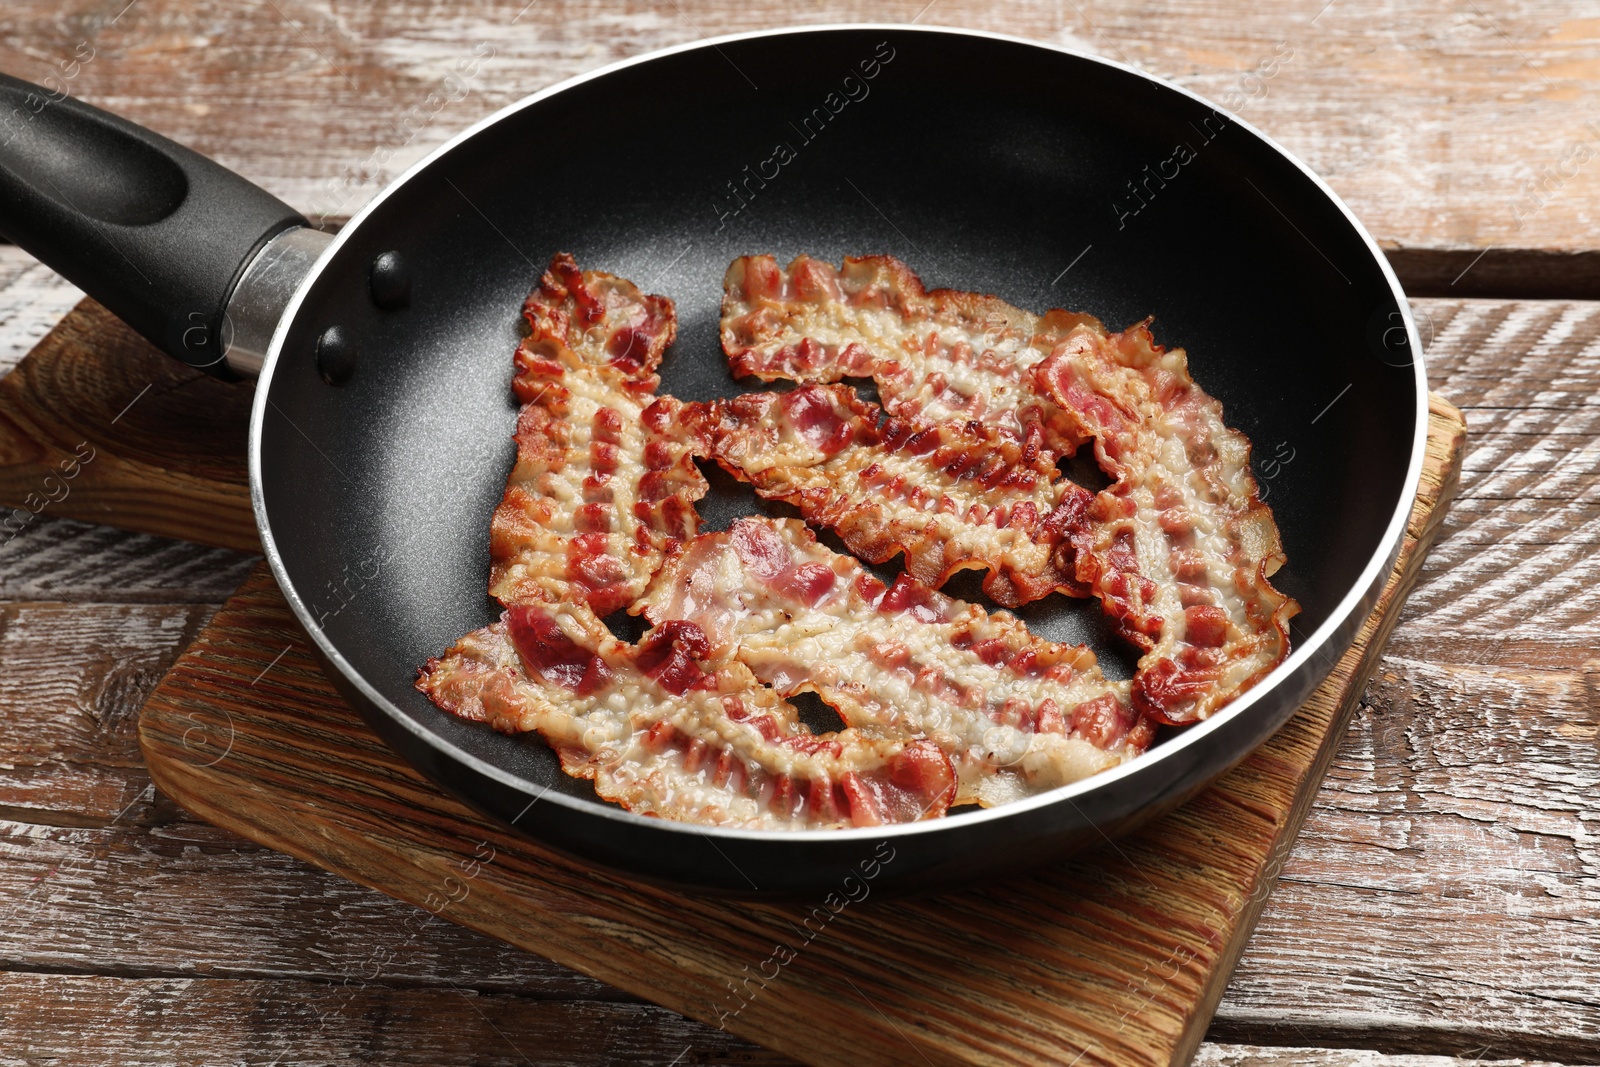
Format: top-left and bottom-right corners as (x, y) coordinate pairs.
(316, 325), (357, 385)
(369, 250), (412, 310)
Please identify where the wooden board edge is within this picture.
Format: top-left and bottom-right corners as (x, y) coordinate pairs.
(1172, 394), (1467, 1065)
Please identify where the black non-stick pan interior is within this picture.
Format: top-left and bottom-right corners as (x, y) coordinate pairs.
(256, 28), (1419, 814)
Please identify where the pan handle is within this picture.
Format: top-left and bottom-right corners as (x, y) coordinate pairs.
(0, 73), (308, 378)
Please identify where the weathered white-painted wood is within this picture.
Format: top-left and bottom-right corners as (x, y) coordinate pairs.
(0, 514), (254, 603)
(1, 974), (1582, 1067)
(0, 602), (211, 823)
(0, 815), (615, 998)
(0, 0), (1597, 278)
(1389, 298), (1600, 666)
(1218, 658), (1600, 1060)
(0, 245), (84, 377)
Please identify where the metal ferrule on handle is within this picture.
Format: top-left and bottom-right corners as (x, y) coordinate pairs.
(222, 227), (333, 379)
(0, 73), (308, 378)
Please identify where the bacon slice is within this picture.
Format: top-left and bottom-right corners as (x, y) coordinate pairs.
(721, 254), (1094, 456)
(686, 384), (1091, 607)
(417, 602), (957, 829)
(488, 254), (707, 617)
(1033, 324), (1299, 725)
(639, 517), (1155, 807)
(722, 252), (1298, 725)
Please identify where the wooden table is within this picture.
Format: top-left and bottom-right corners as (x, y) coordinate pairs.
(1, 3), (1596, 1064)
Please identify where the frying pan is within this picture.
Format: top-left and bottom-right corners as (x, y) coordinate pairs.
(0, 25), (1426, 897)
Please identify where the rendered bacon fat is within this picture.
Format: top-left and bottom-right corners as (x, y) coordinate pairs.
(722, 253), (1298, 725)
(639, 517), (1155, 807)
(488, 253), (706, 618)
(417, 603), (957, 829)
(686, 384), (1090, 607)
(1033, 324), (1298, 725)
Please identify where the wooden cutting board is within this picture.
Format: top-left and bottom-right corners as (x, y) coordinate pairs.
(6, 299), (1466, 1067)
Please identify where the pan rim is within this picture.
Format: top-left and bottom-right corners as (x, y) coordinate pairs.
(250, 22), (1429, 846)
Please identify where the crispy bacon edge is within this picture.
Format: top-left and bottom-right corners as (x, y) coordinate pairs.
(420, 255), (959, 829)
(721, 251), (1300, 725)
(721, 253), (1096, 456)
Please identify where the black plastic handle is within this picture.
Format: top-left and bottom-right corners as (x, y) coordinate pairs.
(0, 73), (306, 376)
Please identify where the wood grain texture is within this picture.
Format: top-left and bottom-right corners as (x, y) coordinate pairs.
(131, 402), (1463, 1067)
(1387, 298), (1600, 661)
(0, 512), (255, 602)
(2, 1), (1598, 291)
(18, 977), (1569, 1067)
(0, 601), (211, 826)
(0, 812), (617, 1000)
(1216, 658), (1600, 1061)
(0, 974), (786, 1067)
(0, 299), (257, 552)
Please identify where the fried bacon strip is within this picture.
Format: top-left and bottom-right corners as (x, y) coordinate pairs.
(417, 602), (957, 829)
(686, 384), (1091, 607)
(722, 253), (1298, 725)
(639, 518), (1155, 807)
(488, 254), (707, 617)
(1033, 325), (1299, 725)
(721, 253), (1093, 457)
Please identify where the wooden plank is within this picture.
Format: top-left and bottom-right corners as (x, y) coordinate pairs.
(0, 604), (610, 1005)
(0, 974), (786, 1067)
(0, 245), (83, 378)
(131, 400), (1461, 1067)
(2, 1), (1598, 291)
(0, 514), (255, 603)
(1, 971), (1580, 1067)
(1194, 1047), (1580, 1067)
(0, 247), (257, 595)
(0, 601), (209, 824)
(1216, 656), (1600, 1062)
(0, 817), (616, 1000)
(1388, 299), (1600, 656)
